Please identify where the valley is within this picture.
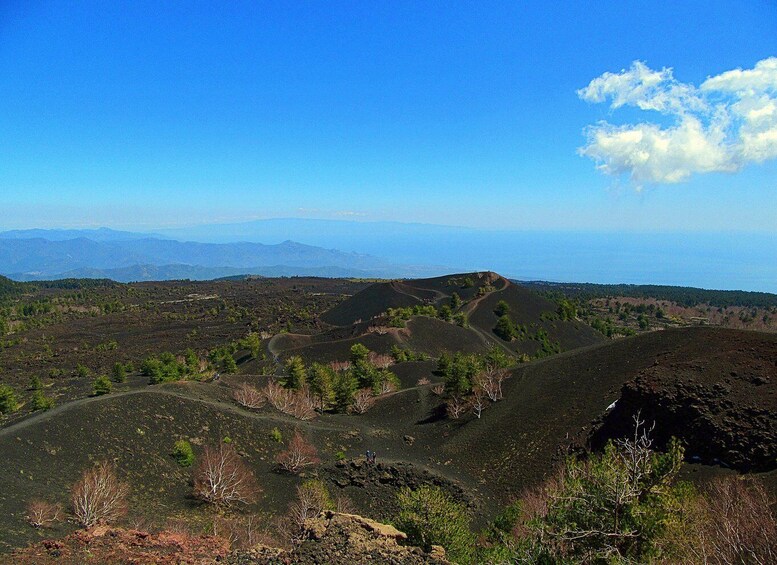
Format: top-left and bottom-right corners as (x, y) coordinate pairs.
(0, 272), (774, 561)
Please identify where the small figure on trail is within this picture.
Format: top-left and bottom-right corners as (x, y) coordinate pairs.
(366, 450), (373, 464)
(213, 372), (220, 381)
(371, 451), (377, 464)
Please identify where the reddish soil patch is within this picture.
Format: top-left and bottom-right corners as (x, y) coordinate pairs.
(10, 527), (229, 564)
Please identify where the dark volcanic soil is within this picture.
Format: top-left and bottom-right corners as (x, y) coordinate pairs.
(439, 327), (777, 502)
(591, 328), (777, 472)
(3, 274), (776, 557)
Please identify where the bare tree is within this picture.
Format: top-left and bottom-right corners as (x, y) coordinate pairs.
(377, 379), (398, 395)
(25, 499), (63, 528)
(280, 480), (344, 544)
(193, 443), (260, 507)
(289, 481), (330, 529)
(233, 382), (265, 409)
(351, 388), (375, 414)
(446, 395), (469, 419)
(263, 381), (317, 420)
(477, 367), (508, 402)
(275, 431), (320, 474)
(691, 477), (776, 564)
(289, 388), (317, 421)
(471, 386), (487, 418)
(71, 461), (129, 528)
(367, 352), (394, 369)
(431, 384), (445, 396)
(263, 381), (295, 412)
(212, 514), (272, 550)
(416, 377), (431, 386)
(329, 360), (351, 373)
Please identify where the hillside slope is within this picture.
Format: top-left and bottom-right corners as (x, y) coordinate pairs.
(440, 327), (777, 500)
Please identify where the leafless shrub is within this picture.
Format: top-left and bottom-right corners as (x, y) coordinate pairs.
(275, 431), (320, 474)
(233, 382), (265, 409)
(367, 325), (389, 335)
(476, 367), (508, 402)
(288, 388), (317, 421)
(212, 514), (272, 550)
(367, 352), (394, 369)
(25, 499), (63, 528)
(416, 377), (431, 386)
(263, 382), (317, 420)
(280, 480), (349, 545)
(193, 443), (260, 507)
(329, 360), (351, 373)
(685, 476), (777, 564)
(351, 388), (376, 414)
(431, 384), (445, 396)
(71, 461), (129, 528)
(377, 380), (397, 395)
(471, 386), (487, 418)
(289, 481), (330, 531)
(263, 381), (295, 412)
(335, 493), (355, 514)
(164, 517), (195, 536)
(446, 395), (469, 419)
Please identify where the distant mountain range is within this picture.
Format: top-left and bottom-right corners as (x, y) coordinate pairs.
(2, 222), (776, 292)
(0, 229), (449, 282)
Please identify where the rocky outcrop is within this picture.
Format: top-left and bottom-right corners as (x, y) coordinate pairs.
(229, 511), (449, 564)
(9, 526), (230, 564)
(12, 512), (448, 565)
(591, 346), (776, 472)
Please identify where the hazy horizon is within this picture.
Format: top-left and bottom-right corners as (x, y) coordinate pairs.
(2, 221), (776, 293)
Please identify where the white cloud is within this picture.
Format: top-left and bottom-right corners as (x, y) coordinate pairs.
(701, 57), (777, 95)
(579, 58), (777, 185)
(577, 61), (705, 114)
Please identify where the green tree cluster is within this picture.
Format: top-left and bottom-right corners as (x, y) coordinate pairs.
(172, 439), (195, 467)
(208, 345), (237, 374)
(0, 384), (19, 414)
(395, 485), (475, 563)
(279, 344), (400, 412)
(31, 389), (55, 411)
(389, 345), (430, 363)
(92, 375), (112, 396)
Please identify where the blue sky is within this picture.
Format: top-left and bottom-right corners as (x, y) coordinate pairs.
(1, 1), (776, 231)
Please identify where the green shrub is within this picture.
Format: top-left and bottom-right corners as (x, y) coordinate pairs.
(493, 315), (516, 341)
(395, 485), (474, 563)
(142, 352), (185, 384)
(92, 375), (112, 396)
(31, 389), (55, 411)
(494, 300), (510, 316)
(0, 384), (19, 414)
(29, 374), (43, 391)
(172, 440), (195, 467)
(335, 450), (346, 461)
(270, 427), (282, 443)
(111, 362), (126, 383)
(522, 426), (686, 562)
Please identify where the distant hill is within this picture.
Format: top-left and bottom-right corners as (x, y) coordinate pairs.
(11, 263), (389, 283)
(0, 233), (446, 281)
(281, 272), (604, 364)
(0, 227), (163, 242)
(522, 280), (777, 309)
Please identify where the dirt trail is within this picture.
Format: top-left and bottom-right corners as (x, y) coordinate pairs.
(460, 276), (511, 317)
(460, 277), (517, 356)
(0, 386), (351, 439)
(389, 281), (448, 304)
